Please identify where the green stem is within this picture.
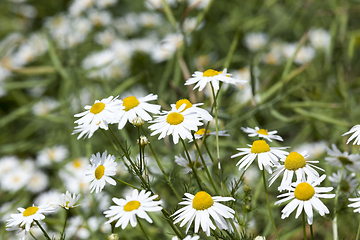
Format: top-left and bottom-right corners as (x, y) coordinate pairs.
(356, 217), (360, 240)
(333, 166), (344, 240)
(30, 231), (38, 240)
(60, 210), (68, 239)
(262, 170), (280, 240)
(310, 224), (314, 240)
(111, 177), (141, 190)
(192, 133), (219, 195)
(180, 138), (203, 190)
(203, 140), (215, 165)
(137, 217), (150, 240)
(137, 127), (143, 172)
(302, 212), (308, 240)
(34, 220), (51, 240)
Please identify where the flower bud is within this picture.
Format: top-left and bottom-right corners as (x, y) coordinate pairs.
(108, 234), (119, 240)
(137, 136), (149, 146)
(132, 116), (144, 126)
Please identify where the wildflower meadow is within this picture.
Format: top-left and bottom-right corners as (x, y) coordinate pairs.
(1, 0), (360, 239)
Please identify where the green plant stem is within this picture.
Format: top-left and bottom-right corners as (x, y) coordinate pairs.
(34, 220), (51, 240)
(60, 210), (69, 239)
(137, 217), (150, 240)
(140, 126), (182, 201)
(262, 170), (280, 240)
(203, 140), (215, 165)
(302, 212), (308, 240)
(333, 166), (344, 240)
(137, 127), (143, 172)
(310, 224), (314, 240)
(180, 138), (203, 190)
(356, 217), (360, 240)
(30, 231), (38, 240)
(191, 134), (219, 195)
(111, 177), (141, 190)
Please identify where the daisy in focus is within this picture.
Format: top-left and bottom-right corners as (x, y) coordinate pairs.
(325, 144), (360, 172)
(191, 128), (229, 141)
(84, 151), (117, 193)
(328, 169), (358, 195)
(275, 175), (335, 225)
(269, 151), (324, 191)
(343, 124), (360, 145)
(348, 192), (360, 213)
(6, 204), (55, 231)
(73, 96), (122, 139)
(149, 104), (203, 144)
(185, 68), (247, 91)
(231, 140), (288, 174)
(173, 98), (213, 121)
(103, 189), (162, 229)
(58, 191), (81, 210)
(116, 94), (161, 129)
(241, 126), (283, 142)
(175, 151), (212, 174)
(171, 191), (235, 236)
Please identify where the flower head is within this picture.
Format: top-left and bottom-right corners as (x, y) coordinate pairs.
(175, 151), (212, 174)
(84, 151), (117, 193)
(343, 124), (360, 145)
(185, 68), (246, 91)
(171, 191), (235, 236)
(328, 169), (358, 195)
(59, 191), (81, 210)
(190, 128), (229, 142)
(275, 175), (335, 225)
(231, 140), (288, 174)
(103, 189), (162, 229)
(241, 126), (283, 142)
(172, 99), (213, 122)
(325, 144), (360, 172)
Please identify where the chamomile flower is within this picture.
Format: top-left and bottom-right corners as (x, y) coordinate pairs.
(185, 68), (247, 92)
(241, 126), (283, 142)
(325, 144), (360, 172)
(175, 151), (212, 174)
(275, 175), (335, 225)
(171, 191), (235, 236)
(328, 169), (358, 195)
(348, 192), (360, 213)
(116, 94), (161, 129)
(173, 99), (213, 121)
(149, 104), (203, 144)
(191, 128), (229, 141)
(244, 32), (268, 51)
(83, 151), (117, 193)
(343, 124), (360, 145)
(6, 204), (55, 231)
(103, 189), (162, 229)
(231, 140), (288, 174)
(58, 191), (81, 210)
(269, 151), (324, 191)
(73, 96), (122, 139)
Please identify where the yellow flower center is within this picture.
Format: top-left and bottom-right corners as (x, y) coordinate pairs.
(257, 129), (268, 135)
(90, 102), (105, 114)
(250, 140), (270, 153)
(175, 99), (193, 111)
(23, 206), (39, 217)
(338, 156), (353, 165)
(166, 112), (184, 125)
(122, 96), (140, 111)
(202, 69), (221, 77)
(284, 152), (306, 171)
(294, 182), (315, 201)
(73, 158), (82, 168)
(340, 179), (350, 192)
(192, 191), (214, 210)
(124, 200), (141, 212)
(95, 165), (105, 180)
(195, 128), (210, 135)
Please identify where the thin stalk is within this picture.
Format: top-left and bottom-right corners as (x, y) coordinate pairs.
(356, 217), (360, 240)
(310, 224), (314, 240)
(111, 177), (141, 190)
(302, 212), (308, 240)
(30, 231), (38, 240)
(262, 170), (280, 240)
(137, 217), (150, 240)
(203, 140), (216, 165)
(333, 166), (344, 240)
(192, 134), (219, 195)
(210, 83), (224, 196)
(137, 127), (143, 172)
(34, 220), (51, 240)
(180, 138), (203, 190)
(60, 210), (69, 239)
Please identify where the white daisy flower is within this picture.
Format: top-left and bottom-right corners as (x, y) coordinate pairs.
(241, 126), (283, 142)
(83, 151), (117, 193)
(27, 171), (49, 193)
(175, 151), (212, 174)
(36, 145), (68, 167)
(0, 156), (20, 181)
(172, 99), (213, 122)
(325, 144), (360, 172)
(294, 141), (327, 160)
(6, 204), (55, 231)
(244, 32), (268, 51)
(185, 68), (247, 92)
(73, 96), (122, 139)
(309, 28), (331, 51)
(269, 151), (324, 190)
(328, 169), (358, 195)
(348, 192), (360, 213)
(1, 168), (30, 192)
(171, 191), (235, 236)
(231, 140), (288, 174)
(191, 128), (230, 141)
(275, 175), (335, 225)
(116, 94), (161, 129)
(103, 189), (162, 229)
(58, 191), (81, 210)
(149, 104), (203, 144)
(343, 124), (360, 145)
(172, 235), (200, 240)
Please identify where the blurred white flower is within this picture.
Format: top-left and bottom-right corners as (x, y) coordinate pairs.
(69, 0), (95, 16)
(244, 32), (268, 51)
(145, 0), (177, 10)
(35, 190), (61, 209)
(175, 151), (212, 174)
(32, 97), (59, 116)
(95, 0), (117, 8)
(88, 9), (112, 27)
(113, 14), (141, 36)
(1, 168), (29, 192)
(0, 156), (20, 181)
(309, 28), (331, 51)
(36, 145), (68, 167)
(94, 29), (116, 46)
(294, 141), (327, 160)
(188, 0), (211, 9)
(27, 171), (49, 193)
(294, 45), (315, 65)
(325, 144), (360, 172)
(328, 169), (358, 195)
(139, 12), (163, 28)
